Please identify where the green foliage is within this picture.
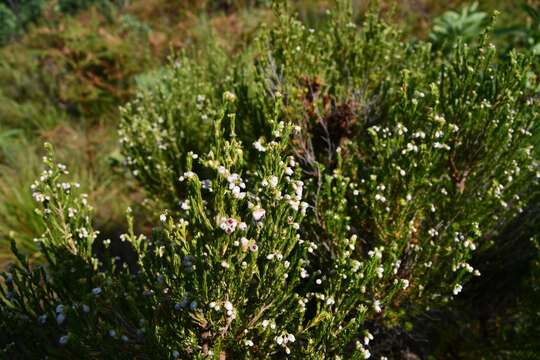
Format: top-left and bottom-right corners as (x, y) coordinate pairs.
(1, 1), (540, 358)
(0, 8), (152, 133)
(0, 4), (18, 43)
(57, 0), (122, 19)
(495, 4), (540, 56)
(0, 0), (46, 39)
(429, 2), (488, 50)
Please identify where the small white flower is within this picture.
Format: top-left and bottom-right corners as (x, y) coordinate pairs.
(269, 176), (279, 188)
(224, 91), (237, 102)
(220, 217), (238, 234)
(180, 201), (190, 210)
(59, 335), (69, 345)
(325, 297), (335, 306)
(401, 279), (410, 289)
(92, 287), (102, 296)
(252, 208), (266, 222)
(244, 339), (254, 347)
(373, 300), (382, 313)
(253, 140), (266, 152)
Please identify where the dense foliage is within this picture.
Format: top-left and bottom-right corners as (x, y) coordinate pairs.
(1, 1), (540, 359)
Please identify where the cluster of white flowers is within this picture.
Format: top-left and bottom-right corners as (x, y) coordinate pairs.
(227, 173), (247, 199)
(253, 138), (266, 152)
(355, 340), (371, 359)
(275, 332), (296, 354)
(261, 319), (276, 330)
(219, 217), (239, 234)
(368, 246), (384, 259)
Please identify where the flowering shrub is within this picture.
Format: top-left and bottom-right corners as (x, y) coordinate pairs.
(2, 1), (540, 358)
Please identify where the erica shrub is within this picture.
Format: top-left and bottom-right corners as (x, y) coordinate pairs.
(1, 1), (539, 358)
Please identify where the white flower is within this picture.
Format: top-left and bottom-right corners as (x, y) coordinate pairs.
(474, 269), (481, 276)
(59, 335), (69, 345)
(240, 237), (249, 248)
(453, 284), (463, 295)
(92, 287), (102, 296)
(180, 200), (190, 210)
(269, 176), (279, 188)
(224, 91), (237, 102)
(363, 331), (374, 345)
(201, 179), (212, 191)
(183, 171), (196, 179)
(373, 300), (382, 313)
(252, 208), (266, 221)
(325, 297), (335, 306)
(401, 279), (410, 289)
(376, 265), (384, 279)
(220, 217), (238, 234)
(253, 140), (266, 152)
(244, 340), (254, 347)
(67, 207), (77, 218)
(56, 313), (65, 325)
